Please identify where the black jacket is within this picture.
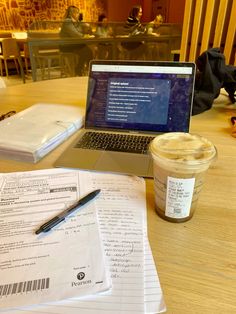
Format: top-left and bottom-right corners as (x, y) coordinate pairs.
(192, 48), (236, 115)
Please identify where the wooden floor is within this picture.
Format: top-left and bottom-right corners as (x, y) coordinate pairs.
(1, 73), (33, 87)
(0, 67), (74, 86)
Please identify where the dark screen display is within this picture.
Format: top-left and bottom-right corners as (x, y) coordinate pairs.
(85, 61), (195, 133)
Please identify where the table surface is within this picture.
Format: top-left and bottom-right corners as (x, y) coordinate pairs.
(0, 77), (236, 313)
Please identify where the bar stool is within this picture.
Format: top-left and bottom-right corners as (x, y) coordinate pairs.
(32, 46), (63, 80)
(20, 42), (30, 76)
(60, 52), (77, 77)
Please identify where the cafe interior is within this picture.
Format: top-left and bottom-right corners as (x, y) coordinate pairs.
(0, 0), (235, 82)
(0, 0), (184, 81)
(0, 0), (236, 314)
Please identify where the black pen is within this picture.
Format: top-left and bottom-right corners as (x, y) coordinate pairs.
(35, 189), (101, 235)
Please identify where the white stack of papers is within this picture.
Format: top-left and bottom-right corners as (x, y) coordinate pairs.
(0, 169), (166, 314)
(0, 104), (84, 163)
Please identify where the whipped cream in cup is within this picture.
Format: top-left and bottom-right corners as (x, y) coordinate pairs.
(149, 132), (217, 222)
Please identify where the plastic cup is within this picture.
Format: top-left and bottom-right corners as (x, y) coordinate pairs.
(149, 132), (217, 222)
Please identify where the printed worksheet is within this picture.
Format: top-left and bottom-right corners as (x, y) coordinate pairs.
(0, 170), (110, 310)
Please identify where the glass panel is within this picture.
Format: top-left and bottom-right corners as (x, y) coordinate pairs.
(27, 21), (182, 81)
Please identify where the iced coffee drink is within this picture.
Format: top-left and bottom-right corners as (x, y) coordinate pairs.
(149, 132), (217, 222)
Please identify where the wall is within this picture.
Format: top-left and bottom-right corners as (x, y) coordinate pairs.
(167, 0), (185, 23)
(107, 0), (185, 23)
(0, 0), (107, 30)
(107, 0), (143, 22)
(0, 0), (185, 31)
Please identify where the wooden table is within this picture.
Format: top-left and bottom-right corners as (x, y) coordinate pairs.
(0, 77), (236, 313)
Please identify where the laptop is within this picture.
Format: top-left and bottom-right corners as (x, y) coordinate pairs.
(55, 60), (195, 177)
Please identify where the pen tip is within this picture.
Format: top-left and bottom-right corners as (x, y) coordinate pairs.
(35, 229), (41, 235)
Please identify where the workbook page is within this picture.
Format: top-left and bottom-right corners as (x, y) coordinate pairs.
(0, 169), (110, 310)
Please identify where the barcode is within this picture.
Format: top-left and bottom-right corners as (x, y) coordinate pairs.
(0, 278), (50, 297)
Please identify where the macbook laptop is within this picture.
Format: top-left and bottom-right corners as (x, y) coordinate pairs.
(55, 60), (195, 177)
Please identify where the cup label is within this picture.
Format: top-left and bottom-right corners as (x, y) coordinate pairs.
(165, 177), (195, 218)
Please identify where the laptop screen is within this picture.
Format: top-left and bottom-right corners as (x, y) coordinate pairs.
(85, 60), (195, 133)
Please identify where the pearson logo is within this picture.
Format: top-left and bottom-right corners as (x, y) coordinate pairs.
(72, 272), (91, 287)
(77, 272), (85, 280)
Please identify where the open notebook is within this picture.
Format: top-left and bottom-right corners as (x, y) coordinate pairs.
(55, 60), (195, 177)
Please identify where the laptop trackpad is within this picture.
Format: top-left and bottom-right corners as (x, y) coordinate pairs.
(94, 151), (150, 176)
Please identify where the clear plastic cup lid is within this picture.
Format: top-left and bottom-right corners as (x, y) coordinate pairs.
(149, 132), (217, 164)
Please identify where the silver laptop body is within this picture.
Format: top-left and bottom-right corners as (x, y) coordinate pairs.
(55, 60), (195, 177)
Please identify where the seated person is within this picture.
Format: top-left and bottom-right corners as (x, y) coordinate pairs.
(145, 14), (169, 60)
(59, 5), (93, 76)
(124, 5), (146, 35)
(94, 14), (113, 59)
(121, 5), (146, 59)
(95, 14), (113, 38)
(146, 14), (164, 36)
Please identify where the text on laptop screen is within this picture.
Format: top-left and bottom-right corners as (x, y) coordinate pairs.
(85, 62), (195, 133)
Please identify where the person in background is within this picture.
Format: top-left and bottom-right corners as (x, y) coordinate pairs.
(145, 14), (168, 60)
(78, 13), (83, 22)
(59, 5), (93, 76)
(94, 14), (113, 59)
(124, 4), (146, 36)
(120, 5), (146, 60)
(95, 14), (113, 38)
(76, 11), (93, 36)
(146, 14), (164, 35)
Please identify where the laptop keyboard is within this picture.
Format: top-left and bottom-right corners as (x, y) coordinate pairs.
(75, 132), (155, 154)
